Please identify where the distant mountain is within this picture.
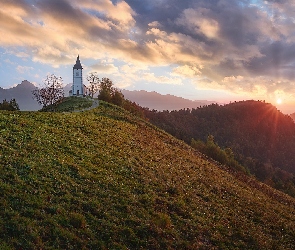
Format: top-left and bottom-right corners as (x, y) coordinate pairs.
(121, 89), (214, 111)
(64, 83), (72, 96)
(0, 80), (41, 111)
(1, 82), (213, 112)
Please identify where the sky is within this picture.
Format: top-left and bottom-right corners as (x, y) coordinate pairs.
(1, 0), (295, 113)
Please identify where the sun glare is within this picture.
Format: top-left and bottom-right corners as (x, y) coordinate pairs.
(276, 98), (282, 105)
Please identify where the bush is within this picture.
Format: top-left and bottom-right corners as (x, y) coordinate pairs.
(0, 99), (19, 111)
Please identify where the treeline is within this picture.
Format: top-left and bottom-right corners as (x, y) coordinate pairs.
(191, 135), (248, 174)
(105, 94), (295, 197)
(140, 101), (295, 197)
(0, 99), (19, 111)
(97, 79), (148, 119)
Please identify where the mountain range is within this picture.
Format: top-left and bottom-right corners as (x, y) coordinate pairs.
(1, 81), (214, 112)
(0, 80), (41, 111)
(121, 89), (214, 111)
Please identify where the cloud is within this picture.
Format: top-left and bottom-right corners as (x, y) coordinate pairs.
(172, 65), (202, 78)
(148, 21), (162, 27)
(176, 8), (220, 39)
(16, 65), (33, 74)
(16, 52), (30, 58)
(2, 0), (295, 98)
(79, 0), (136, 29)
(4, 59), (14, 65)
(196, 75), (295, 102)
(90, 62), (118, 73)
(141, 72), (182, 85)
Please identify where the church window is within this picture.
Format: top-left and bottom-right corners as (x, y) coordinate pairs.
(76, 72), (79, 76)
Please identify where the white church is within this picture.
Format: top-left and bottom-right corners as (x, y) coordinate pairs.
(69, 55), (87, 96)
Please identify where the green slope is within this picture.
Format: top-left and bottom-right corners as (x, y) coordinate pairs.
(40, 96), (94, 112)
(0, 102), (295, 249)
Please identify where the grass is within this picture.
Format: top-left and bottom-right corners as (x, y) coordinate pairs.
(0, 101), (295, 249)
(40, 96), (94, 112)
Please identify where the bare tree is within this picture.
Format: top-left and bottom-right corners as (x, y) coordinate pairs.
(86, 72), (100, 98)
(32, 74), (64, 108)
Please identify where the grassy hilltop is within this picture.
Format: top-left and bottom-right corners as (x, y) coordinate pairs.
(1, 101), (295, 249)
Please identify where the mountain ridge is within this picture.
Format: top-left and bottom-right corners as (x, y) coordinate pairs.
(1, 80), (214, 111)
(0, 80), (41, 111)
(121, 89), (214, 111)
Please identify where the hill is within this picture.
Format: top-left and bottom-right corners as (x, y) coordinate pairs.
(40, 96), (94, 112)
(145, 101), (295, 172)
(1, 102), (295, 249)
(0, 81), (41, 111)
(144, 101), (295, 191)
(290, 112), (295, 122)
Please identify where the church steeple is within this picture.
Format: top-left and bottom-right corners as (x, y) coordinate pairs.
(71, 55), (84, 96)
(73, 55), (83, 70)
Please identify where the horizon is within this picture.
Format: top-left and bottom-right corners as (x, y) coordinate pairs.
(1, 1), (295, 114)
(4, 79), (295, 115)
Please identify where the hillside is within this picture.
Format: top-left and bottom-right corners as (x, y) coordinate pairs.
(1, 102), (295, 249)
(290, 112), (295, 122)
(145, 100), (295, 172)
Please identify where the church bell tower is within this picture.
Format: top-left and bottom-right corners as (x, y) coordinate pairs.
(72, 55), (83, 96)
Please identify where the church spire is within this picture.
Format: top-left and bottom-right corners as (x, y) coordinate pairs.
(73, 55), (83, 69)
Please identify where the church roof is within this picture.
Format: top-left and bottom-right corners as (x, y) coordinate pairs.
(73, 55), (83, 69)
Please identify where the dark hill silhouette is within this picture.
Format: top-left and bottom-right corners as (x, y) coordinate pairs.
(0, 80), (41, 111)
(290, 112), (295, 122)
(144, 100), (295, 194)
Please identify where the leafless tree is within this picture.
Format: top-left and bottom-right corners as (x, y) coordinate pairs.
(86, 72), (100, 98)
(32, 74), (64, 108)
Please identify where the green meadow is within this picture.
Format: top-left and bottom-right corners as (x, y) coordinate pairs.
(0, 101), (295, 249)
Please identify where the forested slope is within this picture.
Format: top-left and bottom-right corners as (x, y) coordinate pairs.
(145, 101), (295, 185)
(0, 102), (295, 249)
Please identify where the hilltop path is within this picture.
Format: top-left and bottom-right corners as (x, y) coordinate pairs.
(73, 98), (99, 112)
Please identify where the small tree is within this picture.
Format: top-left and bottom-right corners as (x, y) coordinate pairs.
(86, 72), (100, 98)
(32, 74), (64, 109)
(112, 89), (124, 106)
(98, 77), (114, 103)
(9, 98), (20, 110)
(0, 98), (20, 111)
(97, 77), (125, 107)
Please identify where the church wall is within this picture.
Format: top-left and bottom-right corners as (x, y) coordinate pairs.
(73, 69), (83, 96)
